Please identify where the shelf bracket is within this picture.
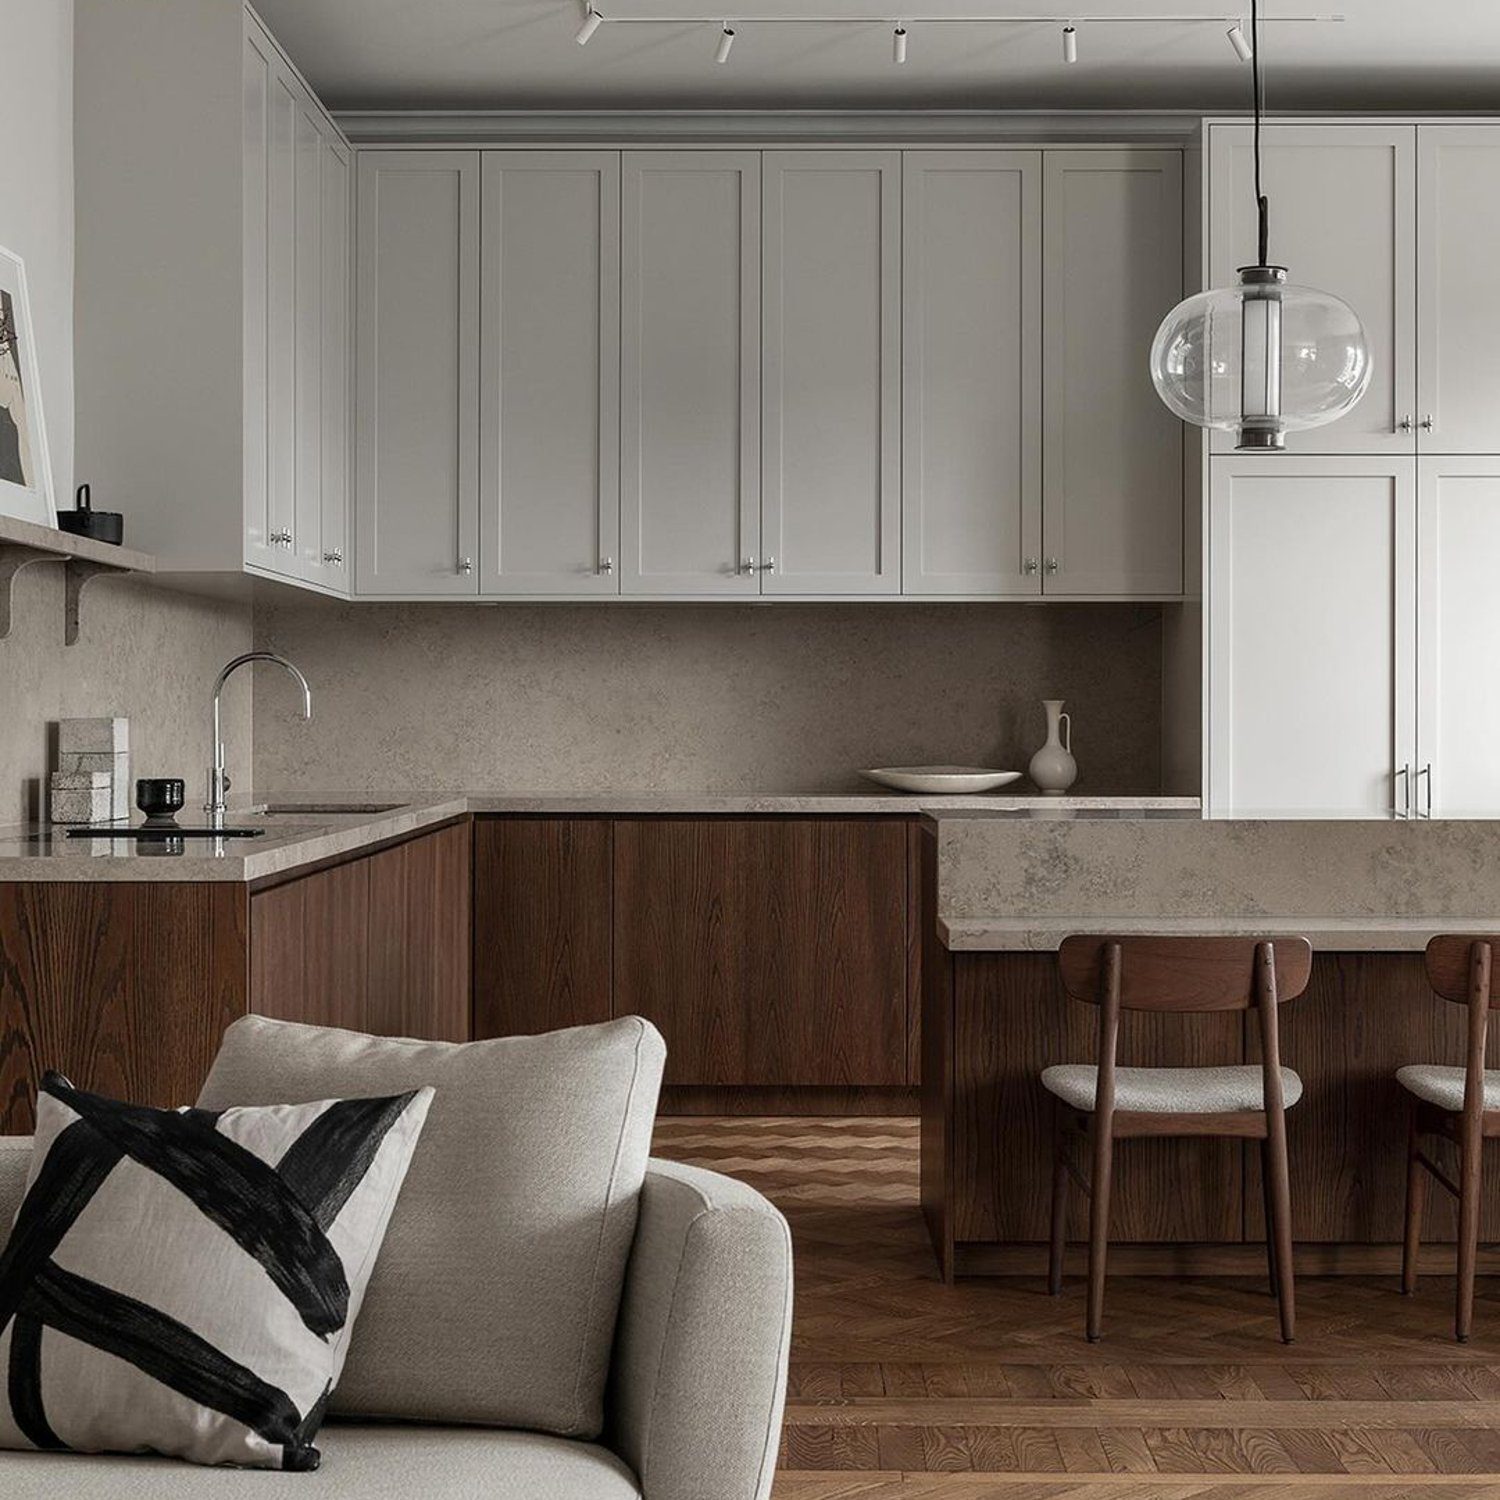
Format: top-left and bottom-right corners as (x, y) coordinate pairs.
(0, 543), (59, 641)
(64, 559), (129, 646)
(0, 542), (133, 645)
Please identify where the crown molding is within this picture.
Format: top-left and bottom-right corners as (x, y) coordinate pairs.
(334, 107), (1204, 146)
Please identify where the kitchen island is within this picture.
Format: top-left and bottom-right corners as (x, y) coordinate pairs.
(919, 810), (1500, 1281)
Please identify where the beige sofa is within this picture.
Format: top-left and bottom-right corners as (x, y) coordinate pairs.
(0, 1140), (794, 1498)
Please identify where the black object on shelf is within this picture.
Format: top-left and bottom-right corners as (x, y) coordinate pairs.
(136, 777), (186, 825)
(56, 484), (124, 546)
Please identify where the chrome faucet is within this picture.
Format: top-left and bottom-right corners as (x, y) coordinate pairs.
(206, 652), (312, 827)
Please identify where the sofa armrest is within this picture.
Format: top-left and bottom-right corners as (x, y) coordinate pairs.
(608, 1158), (792, 1500)
(0, 1135), (31, 1224)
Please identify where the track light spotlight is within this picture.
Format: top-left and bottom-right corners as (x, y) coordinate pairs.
(893, 25), (908, 63)
(1062, 23), (1077, 62)
(575, 6), (603, 45)
(1226, 20), (1254, 60)
(715, 23), (736, 62)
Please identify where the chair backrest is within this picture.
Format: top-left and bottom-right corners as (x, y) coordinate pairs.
(1057, 934), (1314, 1013)
(1424, 935), (1500, 1007)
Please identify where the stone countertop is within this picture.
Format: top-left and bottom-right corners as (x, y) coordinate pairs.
(0, 790), (1199, 882)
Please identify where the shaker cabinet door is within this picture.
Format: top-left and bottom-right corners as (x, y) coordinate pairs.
(480, 152), (620, 595)
(317, 134), (352, 591)
(902, 151), (1042, 595)
(1042, 149), (1183, 597)
(1416, 458), (1500, 816)
(1416, 127), (1500, 454)
(1207, 123), (1416, 456)
(355, 151), (481, 595)
(761, 151), (901, 595)
(1208, 455), (1416, 816)
(620, 151), (761, 595)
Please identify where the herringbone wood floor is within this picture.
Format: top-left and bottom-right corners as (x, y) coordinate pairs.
(651, 1117), (1500, 1499)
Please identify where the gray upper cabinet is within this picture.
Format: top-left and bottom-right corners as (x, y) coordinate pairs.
(1208, 123), (1416, 455)
(480, 152), (621, 595)
(902, 151), (1043, 596)
(1042, 150), (1183, 597)
(1416, 127), (1500, 454)
(355, 150), (481, 596)
(620, 151), (761, 596)
(761, 151), (901, 595)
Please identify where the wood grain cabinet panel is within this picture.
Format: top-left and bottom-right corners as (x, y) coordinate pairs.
(613, 818), (908, 1086)
(249, 857), (369, 1029)
(0, 883), (246, 1133)
(472, 818), (612, 1038)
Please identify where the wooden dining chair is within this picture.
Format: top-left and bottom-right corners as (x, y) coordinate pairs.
(1045, 934), (1313, 1344)
(1399, 935), (1500, 1342)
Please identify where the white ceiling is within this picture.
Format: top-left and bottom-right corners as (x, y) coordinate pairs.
(251, 0), (1498, 114)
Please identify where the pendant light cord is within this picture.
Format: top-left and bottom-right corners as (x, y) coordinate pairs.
(1252, 0), (1269, 264)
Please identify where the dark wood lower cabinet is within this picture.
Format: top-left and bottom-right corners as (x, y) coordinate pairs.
(471, 817), (612, 1039)
(612, 818), (909, 1087)
(0, 821), (471, 1133)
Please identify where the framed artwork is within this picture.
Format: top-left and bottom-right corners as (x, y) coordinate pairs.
(0, 245), (56, 527)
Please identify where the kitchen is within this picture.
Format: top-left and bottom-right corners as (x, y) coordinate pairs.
(3, 0), (1500, 1495)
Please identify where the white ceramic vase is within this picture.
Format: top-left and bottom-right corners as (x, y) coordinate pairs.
(1028, 699), (1077, 795)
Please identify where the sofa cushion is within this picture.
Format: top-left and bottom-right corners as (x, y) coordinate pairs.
(197, 1016), (665, 1438)
(0, 1425), (641, 1498)
(0, 1072), (432, 1471)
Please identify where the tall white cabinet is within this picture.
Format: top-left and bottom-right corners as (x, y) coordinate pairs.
(76, 3), (352, 595)
(1204, 119), (1500, 815)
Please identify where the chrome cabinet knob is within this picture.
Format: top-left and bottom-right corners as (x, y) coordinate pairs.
(322, 549), (343, 565)
(1398, 415), (1413, 432)
(458, 557), (473, 576)
(1416, 762), (1432, 818)
(1394, 763), (1411, 818)
(1420, 414), (1434, 431)
(599, 556), (614, 575)
(740, 556), (756, 575)
(1022, 558), (1039, 576)
(757, 556), (775, 573)
(1044, 557), (1059, 576)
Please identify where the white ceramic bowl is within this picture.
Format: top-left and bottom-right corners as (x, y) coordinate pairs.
(860, 766), (1023, 795)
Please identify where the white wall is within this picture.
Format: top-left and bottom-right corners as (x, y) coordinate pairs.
(0, 0), (74, 505)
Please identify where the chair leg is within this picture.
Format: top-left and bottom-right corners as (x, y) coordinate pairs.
(1048, 1104), (1068, 1297)
(1456, 1123), (1483, 1343)
(1401, 1101), (1425, 1296)
(1260, 1139), (1280, 1300)
(1264, 1108), (1296, 1344)
(1085, 1114), (1113, 1343)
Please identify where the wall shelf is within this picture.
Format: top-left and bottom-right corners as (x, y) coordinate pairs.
(0, 514), (156, 646)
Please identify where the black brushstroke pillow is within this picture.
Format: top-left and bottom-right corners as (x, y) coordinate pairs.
(0, 1072), (433, 1471)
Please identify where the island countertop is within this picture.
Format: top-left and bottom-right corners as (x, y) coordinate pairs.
(0, 791), (1198, 883)
(926, 812), (1500, 953)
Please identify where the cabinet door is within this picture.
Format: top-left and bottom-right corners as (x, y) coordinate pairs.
(480, 152), (620, 595)
(292, 99), (324, 584)
(1416, 127), (1500, 454)
(472, 818), (613, 1037)
(903, 151), (1042, 595)
(761, 151), (900, 595)
(264, 66), (300, 574)
(1417, 458), (1500, 815)
(620, 152), (760, 595)
(613, 819), (908, 1086)
(317, 134), (351, 591)
(241, 26), (278, 573)
(1043, 150), (1183, 597)
(355, 151), (480, 595)
(1207, 123), (1416, 455)
(1207, 455), (1416, 816)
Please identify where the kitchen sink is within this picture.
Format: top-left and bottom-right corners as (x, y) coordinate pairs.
(257, 802), (408, 816)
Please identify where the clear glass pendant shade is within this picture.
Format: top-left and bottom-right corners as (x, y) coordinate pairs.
(1149, 267), (1373, 450)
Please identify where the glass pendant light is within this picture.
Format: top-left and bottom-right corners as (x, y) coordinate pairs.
(1148, 0), (1371, 450)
